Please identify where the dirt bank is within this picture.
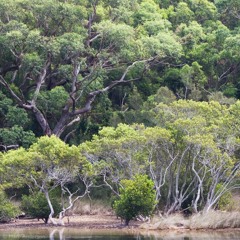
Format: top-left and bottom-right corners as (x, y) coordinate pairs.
(0, 215), (141, 229)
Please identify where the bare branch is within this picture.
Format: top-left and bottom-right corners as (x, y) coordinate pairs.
(0, 76), (24, 105)
(54, 116), (80, 137)
(0, 144), (19, 152)
(64, 129), (77, 142)
(103, 174), (120, 196)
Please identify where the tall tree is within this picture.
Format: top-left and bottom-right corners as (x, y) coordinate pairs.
(0, 0), (182, 139)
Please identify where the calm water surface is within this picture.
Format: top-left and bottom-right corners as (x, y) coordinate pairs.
(0, 228), (240, 240)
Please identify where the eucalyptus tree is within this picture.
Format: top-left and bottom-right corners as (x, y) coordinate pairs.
(0, 0), (182, 140)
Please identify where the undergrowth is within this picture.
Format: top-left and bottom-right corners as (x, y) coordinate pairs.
(69, 198), (113, 215)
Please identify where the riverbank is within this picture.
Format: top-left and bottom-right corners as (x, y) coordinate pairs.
(0, 214), (140, 229)
(141, 211), (240, 230)
(1, 212), (240, 231)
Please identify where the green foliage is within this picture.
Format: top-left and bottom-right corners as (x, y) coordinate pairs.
(147, 86), (176, 105)
(190, 0), (218, 23)
(127, 86), (144, 110)
(0, 191), (20, 223)
(222, 83), (238, 98)
(141, 32), (182, 58)
(36, 87), (69, 121)
(215, 184), (234, 211)
(171, 2), (194, 25)
(2, 147), (33, 189)
(162, 68), (183, 93)
(82, 99), (240, 214)
(215, 0), (240, 29)
(133, 0), (162, 26)
(113, 175), (156, 225)
(0, 0), (239, 145)
(180, 61), (207, 100)
(21, 192), (61, 223)
(0, 91), (35, 149)
(29, 135), (90, 171)
(3, 135), (93, 225)
(222, 34), (240, 62)
(208, 92), (236, 105)
(0, 126), (36, 148)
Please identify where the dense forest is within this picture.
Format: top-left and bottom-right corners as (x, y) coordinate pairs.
(0, 0), (240, 225)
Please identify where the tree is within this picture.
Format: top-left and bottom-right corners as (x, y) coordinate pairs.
(171, 2), (194, 25)
(28, 136), (93, 225)
(180, 61), (207, 100)
(151, 100), (240, 213)
(187, 133), (240, 213)
(189, 0), (218, 23)
(3, 135), (93, 225)
(81, 99), (240, 214)
(0, 0), (182, 141)
(81, 123), (175, 201)
(80, 124), (148, 196)
(113, 174), (156, 226)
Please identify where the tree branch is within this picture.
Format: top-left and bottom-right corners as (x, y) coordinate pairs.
(72, 57), (155, 116)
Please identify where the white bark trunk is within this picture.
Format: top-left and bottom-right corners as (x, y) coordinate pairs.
(44, 191), (58, 225)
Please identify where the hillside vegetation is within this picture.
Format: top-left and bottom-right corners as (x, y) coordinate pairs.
(0, 0), (240, 226)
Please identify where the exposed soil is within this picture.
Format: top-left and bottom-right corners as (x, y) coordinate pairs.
(1, 213), (240, 233)
(0, 215), (141, 230)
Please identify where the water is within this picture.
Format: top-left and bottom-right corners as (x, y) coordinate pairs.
(0, 228), (240, 240)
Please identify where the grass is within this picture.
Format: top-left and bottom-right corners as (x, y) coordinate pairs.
(189, 211), (240, 229)
(69, 198), (113, 216)
(141, 191), (240, 230)
(140, 211), (240, 230)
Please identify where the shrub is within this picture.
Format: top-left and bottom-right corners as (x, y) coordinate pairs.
(0, 191), (20, 223)
(21, 191), (61, 223)
(113, 174), (157, 226)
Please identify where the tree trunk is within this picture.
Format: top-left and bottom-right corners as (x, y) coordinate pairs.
(125, 219), (130, 226)
(58, 212), (65, 226)
(32, 106), (52, 136)
(44, 191), (58, 225)
(203, 201), (212, 213)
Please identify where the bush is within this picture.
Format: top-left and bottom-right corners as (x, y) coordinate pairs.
(113, 175), (157, 226)
(21, 191), (61, 223)
(0, 191), (20, 223)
